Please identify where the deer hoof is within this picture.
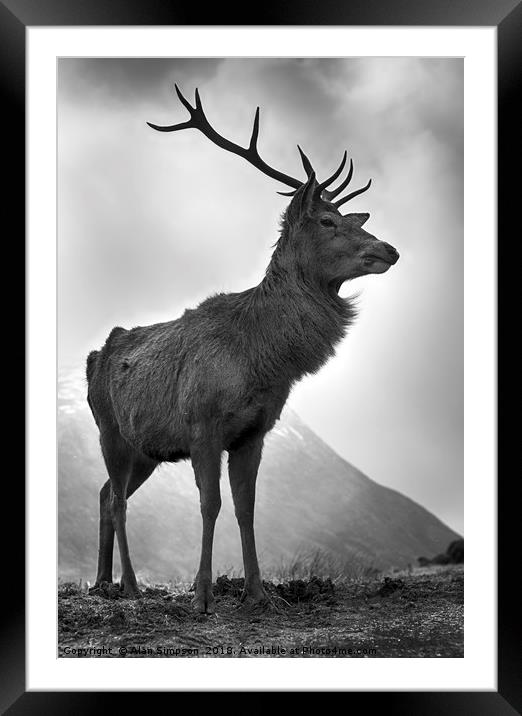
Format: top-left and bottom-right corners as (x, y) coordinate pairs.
(93, 577), (113, 588)
(120, 580), (143, 599)
(90, 580), (112, 592)
(192, 589), (216, 614)
(239, 588), (270, 610)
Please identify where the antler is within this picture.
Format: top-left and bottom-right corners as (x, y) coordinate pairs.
(279, 152), (371, 207)
(326, 174), (372, 208)
(147, 85), (372, 206)
(277, 149), (348, 197)
(147, 85), (303, 190)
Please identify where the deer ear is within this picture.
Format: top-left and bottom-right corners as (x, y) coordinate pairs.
(286, 172), (317, 225)
(346, 212), (370, 228)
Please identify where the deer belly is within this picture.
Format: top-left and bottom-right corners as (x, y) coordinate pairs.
(223, 404), (276, 451)
(113, 395), (189, 461)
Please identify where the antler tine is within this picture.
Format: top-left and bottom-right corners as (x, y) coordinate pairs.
(249, 107), (260, 151)
(297, 145), (314, 178)
(334, 178), (372, 208)
(322, 158), (354, 200)
(146, 85), (196, 132)
(276, 145), (315, 196)
(147, 85), (303, 190)
(316, 151), (348, 193)
(177, 83), (196, 112)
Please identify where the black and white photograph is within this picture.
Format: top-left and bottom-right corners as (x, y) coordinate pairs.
(56, 56), (465, 660)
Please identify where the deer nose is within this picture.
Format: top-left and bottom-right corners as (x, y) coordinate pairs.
(382, 242), (400, 263)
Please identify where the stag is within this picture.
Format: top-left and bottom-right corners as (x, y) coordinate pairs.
(86, 86), (399, 612)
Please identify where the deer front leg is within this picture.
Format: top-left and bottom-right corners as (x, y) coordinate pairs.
(191, 438), (222, 614)
(228, 437), (267, 606)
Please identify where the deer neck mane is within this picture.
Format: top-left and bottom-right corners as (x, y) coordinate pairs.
(242, 237), (357, 384)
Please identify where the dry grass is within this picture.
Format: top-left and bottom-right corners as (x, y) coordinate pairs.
(59, 548), (379, 595)
(266, 548), (379, 584)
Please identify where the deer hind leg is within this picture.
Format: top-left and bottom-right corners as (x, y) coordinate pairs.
(98, 428), (157, 598)
(228, 437), (267, 606)
(94, 479), (115, 585)
(94, 459), (157, 588)
(191, 435), (222, 614)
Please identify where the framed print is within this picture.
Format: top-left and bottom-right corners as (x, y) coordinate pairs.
(5, 0), (518, 711)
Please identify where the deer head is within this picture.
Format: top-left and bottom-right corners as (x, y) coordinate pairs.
(148, 86), (399, 289)
(280, 173), (399, 290)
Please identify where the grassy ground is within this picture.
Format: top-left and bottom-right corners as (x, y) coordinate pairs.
(58, 564), (463, 658)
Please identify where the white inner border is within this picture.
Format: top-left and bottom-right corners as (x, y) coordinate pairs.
(27, 27), (497, 691)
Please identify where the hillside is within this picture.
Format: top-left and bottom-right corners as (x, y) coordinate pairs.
(58, 368), (460, 582)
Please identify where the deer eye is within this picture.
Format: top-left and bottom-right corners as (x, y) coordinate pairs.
(320, 216), (336, 228)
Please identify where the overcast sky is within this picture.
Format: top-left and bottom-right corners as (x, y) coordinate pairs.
(58, 58), (463, 534)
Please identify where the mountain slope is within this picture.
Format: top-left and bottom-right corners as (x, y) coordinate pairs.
(58, 368), (460, 581)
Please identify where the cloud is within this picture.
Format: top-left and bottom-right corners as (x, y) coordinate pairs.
(58, 57), (224, 105)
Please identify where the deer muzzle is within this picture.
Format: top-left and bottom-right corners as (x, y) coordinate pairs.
(363, 241), (399, 267)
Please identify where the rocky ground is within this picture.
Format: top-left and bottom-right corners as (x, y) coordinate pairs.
(58, 565), (463, 658)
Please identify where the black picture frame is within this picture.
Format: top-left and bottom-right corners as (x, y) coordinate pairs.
(6, 0), (518, 711)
